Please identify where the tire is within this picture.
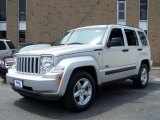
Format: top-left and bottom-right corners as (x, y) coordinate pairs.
(133, 64), (149, 88)
(62, 71), (96, 112)
(2, 77), (6, 83)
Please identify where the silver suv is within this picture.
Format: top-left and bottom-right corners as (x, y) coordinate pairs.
(7, 25), (152, 111)
(0, 39), (15, 59)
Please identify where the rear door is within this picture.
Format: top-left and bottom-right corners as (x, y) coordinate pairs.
(123, 28), (140, 75)
(102, 27), (129, 82)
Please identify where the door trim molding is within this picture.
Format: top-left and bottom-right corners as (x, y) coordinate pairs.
(105, 66), (136, 75)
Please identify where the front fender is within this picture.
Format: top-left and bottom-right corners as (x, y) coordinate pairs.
(56, 56), (101, 96)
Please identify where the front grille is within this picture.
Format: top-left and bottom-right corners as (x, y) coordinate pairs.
(16, 56), (40, 74)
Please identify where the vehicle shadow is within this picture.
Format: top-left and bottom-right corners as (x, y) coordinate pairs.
(14, 80), (160, 119)
(0, 77), (6, 84)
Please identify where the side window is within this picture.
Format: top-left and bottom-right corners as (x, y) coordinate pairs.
(0, 41), (6, 50)
(108, 28), (124, 46)
(138, 31), (148, 46)
(124, 29), (139, 46)
(6, 41), (15, 49)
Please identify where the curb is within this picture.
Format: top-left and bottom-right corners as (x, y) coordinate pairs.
(151, 67), (160, 70)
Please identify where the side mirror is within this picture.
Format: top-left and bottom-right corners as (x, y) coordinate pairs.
(107, 37), (123, 47)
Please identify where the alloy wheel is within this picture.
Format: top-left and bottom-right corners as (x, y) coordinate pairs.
(73, 78), (92, 106)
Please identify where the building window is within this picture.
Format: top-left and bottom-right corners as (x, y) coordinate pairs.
(0, 0), (6, 21)
(19, 0), (26, 21)
(19, 31), (25, 44)
(117, 0), (126, 22)
(0, 31), (6, 39)
(140, 0), (148, 21)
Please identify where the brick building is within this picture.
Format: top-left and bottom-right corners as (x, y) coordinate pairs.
(0, 0), (160, 65)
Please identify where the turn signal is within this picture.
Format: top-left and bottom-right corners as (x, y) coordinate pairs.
(57, 75), (62, 86)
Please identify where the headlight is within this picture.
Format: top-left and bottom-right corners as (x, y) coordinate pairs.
(40, 55), (53, 74)
(0, 60), (5, 67)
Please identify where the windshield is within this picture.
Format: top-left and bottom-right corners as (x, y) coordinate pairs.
(54, 27), (106, 45)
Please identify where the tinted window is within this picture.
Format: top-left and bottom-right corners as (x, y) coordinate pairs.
(6, 41), (15, 49)
(0, 41), (6, 50)
(19, 30), (26, 44)
(124, 29), (139, 46)
(109, 28), (124, 46)
(0, 0), (6, 21)
(19, 0), (26, 21)
(138, 31), (148, 46)
(144, 30), (147, 35)
(0, 31), (6, 39)
(140, 0), (148, 20)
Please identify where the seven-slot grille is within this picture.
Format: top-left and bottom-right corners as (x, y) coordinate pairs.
(16, 56), (40, 74)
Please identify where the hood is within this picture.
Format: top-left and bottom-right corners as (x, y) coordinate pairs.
(17, 45), (102, 56)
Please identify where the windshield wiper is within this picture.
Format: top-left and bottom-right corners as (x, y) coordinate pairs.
(53, 43), (65, 46)
(58, 44), (65, 45)
(67, 42), (84, 45)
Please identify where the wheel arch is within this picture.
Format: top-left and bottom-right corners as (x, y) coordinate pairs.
(141, 59), (150, 71)
(56, 56), (101, 96)
(70, 66), (99, 90)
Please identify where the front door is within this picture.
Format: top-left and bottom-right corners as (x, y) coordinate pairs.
(102, 28), (129, 82)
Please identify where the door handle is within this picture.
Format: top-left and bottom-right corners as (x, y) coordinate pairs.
(122, 49), (129, 52)
(137, 48), (143, 51)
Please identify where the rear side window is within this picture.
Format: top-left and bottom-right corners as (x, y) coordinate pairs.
(6, 41), (15, 49)
(0, 41), (6, 50)
(124, 29), (139, 46)
(138, 31), (148, 46)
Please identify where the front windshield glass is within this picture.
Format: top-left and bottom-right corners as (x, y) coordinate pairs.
(54, 27), (106, 45)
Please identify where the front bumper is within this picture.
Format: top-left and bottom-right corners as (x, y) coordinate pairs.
(12, 86), (61, 100)
(6, 71), (63, 100)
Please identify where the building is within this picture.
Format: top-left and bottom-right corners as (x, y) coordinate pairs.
(0, 0), (160, 65)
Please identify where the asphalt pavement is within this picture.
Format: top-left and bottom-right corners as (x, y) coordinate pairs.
(0, 70), (160, 120)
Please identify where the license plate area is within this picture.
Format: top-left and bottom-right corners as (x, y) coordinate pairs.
(14, 79), (23, 88)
